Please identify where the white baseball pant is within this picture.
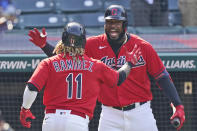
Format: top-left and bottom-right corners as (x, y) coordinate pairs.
(98, 101), (158, 131)
(42, 109), (89, 131)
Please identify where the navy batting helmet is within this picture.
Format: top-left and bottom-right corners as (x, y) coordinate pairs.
(104, 5), (128, 29)
(62, 22), (86, 48)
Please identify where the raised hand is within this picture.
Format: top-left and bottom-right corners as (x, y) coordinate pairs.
(20, 107), (36, 128)
(28, 28), (47, 48)
(126, 44), (142, 66)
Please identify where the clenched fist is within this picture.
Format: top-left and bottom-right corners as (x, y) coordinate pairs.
(170, 105), (185, 130)
(20, 107), (36, 128)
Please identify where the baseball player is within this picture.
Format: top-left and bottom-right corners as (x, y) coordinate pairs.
(20, 22), (141, 131)
(27, 5), (185, 131)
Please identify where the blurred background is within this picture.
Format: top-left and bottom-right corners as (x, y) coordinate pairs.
(0, 0), (197, 131)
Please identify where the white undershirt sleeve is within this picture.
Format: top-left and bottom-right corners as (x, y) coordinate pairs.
(22, 86), (38, 109)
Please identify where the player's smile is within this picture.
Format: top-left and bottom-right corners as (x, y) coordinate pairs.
(109, 29), (119, 38)
(105, 19), (123, 40)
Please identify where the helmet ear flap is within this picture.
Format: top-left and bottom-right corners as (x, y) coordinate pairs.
(62, 31), (67, 45)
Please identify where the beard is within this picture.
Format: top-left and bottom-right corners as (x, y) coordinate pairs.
(105, 30), (126, 44)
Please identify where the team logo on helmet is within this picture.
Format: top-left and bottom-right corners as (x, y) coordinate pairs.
(111, 8), (118, 16)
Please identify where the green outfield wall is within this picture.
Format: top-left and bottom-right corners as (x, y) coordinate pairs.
(0, 53), (197, 72)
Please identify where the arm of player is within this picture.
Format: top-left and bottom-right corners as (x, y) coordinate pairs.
(117, 44), (141, 86)
(156, 70), (185, 130)
(28, 28), (55, 57)
(20, 59), (48, 128)
(20, 84), (38, 128)
(42, 42), (56, 57)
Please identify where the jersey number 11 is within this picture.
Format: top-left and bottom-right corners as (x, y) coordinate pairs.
(66, 73), (82, 99)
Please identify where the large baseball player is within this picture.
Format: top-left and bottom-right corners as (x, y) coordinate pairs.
(20, 22), (141, 131)
(27, 5), (185, 131)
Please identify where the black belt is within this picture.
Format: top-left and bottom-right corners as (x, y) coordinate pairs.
(112, 102), (147, 111)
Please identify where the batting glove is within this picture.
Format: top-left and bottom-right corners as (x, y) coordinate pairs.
(170, 105), (185, 130)
(28, 28), (47, 48)
(20, 107), (36, 128)
(125, 44), (142, 66)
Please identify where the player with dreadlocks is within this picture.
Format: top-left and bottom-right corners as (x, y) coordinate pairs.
(19, 22), (142, 131)
(53, 36), (85, 60)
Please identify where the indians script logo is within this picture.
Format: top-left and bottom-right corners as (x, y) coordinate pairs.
(101, 55), (146, 68)
(70, 37), (75, 47)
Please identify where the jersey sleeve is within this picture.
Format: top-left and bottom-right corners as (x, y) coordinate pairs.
(145, 44), (165, 78)
(98, 61), (119, 87)
(27, 59), (49, 91)
(42, 42), (55, 57)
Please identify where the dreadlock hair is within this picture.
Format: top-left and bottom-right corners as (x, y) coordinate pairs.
(53, 40), (85, 61)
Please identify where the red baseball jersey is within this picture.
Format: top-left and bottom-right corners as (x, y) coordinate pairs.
(27, 53), (118, 118)
(85, 34), (165, 107)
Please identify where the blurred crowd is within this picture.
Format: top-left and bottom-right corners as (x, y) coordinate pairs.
(130, 0), (168, 27)
(1, 0), (197, 31)
(0, 0), (17, 32)
(131, 0), (197, 27)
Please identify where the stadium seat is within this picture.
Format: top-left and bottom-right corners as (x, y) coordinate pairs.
(54, 0), (103, 13)
(184, 26), (197, 34)
(17, 13), (67, 29)
(167, 0), (182, 26)
(168, 0), (179, 11)
(168, 11), (182, 26)
(65, 11), (133, 28)
(66, 12), (105, 28)
(12, 0), (54, 14)
(127, 11), (134, 26)
(103, 0), (131, 11)
(127, 26), (136, 34)
(86, 27), (104, 36)
(135, 26), (184, 34)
